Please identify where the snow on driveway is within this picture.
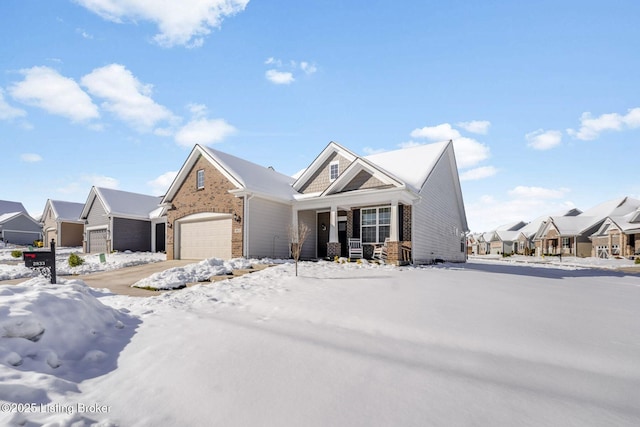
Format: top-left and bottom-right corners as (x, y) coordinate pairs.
(1, 260), (639, 426)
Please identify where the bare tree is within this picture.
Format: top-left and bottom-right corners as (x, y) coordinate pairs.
(290, 222), (310, 276)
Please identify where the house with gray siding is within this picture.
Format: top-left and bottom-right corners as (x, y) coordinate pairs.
(80, 187), (165, 253)
(0, 200), (42, 245)
(164, 141), (468, 264)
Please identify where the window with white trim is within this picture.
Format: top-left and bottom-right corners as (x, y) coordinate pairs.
(361, 206), (391, 243)
(329, 161), (339, 181)
(196, 169), (205, 189)
(562, 237), (570, 249)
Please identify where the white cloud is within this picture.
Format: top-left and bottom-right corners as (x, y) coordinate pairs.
(0, 88), (27, 120)
(9, 66), (99, 122)
(187, 103), (208, 119)
(76, 28), (93, 39)
(466, 186), (574, 232)
(457, 120), (490, 135)
(264, 57), (281, 66)
(81, 64), (174, 132)
(74, 0), (249, 48)
(452, 137), (491, 169)
(567, 107), (640, 140)
(265, 69), (294, 85)
(410, 123), (460, 140)
(362, 146), (387, 155)
(459, 166), (497, 181)
(83, 174), (119, 189)
(175, 118), (236, 147)
(20, 153), (43, 163)
(264, 58), (317, 84)
(526, 129), (562, 150)
(148, 171), (178, 196)
(508, 185), (569, 199)
(300, 61), (317, 75)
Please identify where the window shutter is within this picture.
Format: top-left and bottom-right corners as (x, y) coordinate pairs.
(353, 209), (360, 238)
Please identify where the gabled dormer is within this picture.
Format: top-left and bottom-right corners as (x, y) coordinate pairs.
(292, 141), (358, 194)
(321, 157), (404, 196)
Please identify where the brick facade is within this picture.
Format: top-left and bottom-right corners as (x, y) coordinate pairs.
(166, 155), (244, 260)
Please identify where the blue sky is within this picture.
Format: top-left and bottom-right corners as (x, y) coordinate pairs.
(1, 0), (639, 232)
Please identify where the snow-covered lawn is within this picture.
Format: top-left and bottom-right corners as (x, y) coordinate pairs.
(1, 259), (639, 426)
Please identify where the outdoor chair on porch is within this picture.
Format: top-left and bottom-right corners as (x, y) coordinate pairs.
(372, 238), (390, 261)
(348, 238), (363, 259)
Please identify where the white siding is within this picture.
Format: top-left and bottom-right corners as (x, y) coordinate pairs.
(412, 146), (467, 263)
(247, 197), (292, 259)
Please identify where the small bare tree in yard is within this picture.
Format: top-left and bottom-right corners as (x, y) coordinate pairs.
(290, 222), (310, 276)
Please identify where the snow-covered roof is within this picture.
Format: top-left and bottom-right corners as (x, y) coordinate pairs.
(201, 146), (297, 200)
(0, 211), (40, 227)
(495, 221), (526, 231)
(494, 230), (522, 242)
(0, 212), (22, 224)
(48, 200), (84, 221)
(363, 141), (449, 192)
(545, 197), (640, 236)
(0, 200), (27, 215)
(84, 187), (162, 219)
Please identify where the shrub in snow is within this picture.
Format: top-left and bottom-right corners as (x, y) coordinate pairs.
(68, 252), (84, 267)
(11, 250), (22, 258)
(635, 257), (640, 265)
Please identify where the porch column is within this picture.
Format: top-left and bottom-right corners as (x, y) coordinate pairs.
(390, 201), (399, 241)
(326, 205), (341, 259)
(329, 206), (338, 243)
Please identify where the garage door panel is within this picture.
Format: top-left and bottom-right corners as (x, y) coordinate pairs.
(179, 218), (232, 260)
(88, 229), (108, 253)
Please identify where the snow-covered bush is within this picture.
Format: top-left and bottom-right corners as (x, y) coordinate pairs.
(68, 253), (85, 267)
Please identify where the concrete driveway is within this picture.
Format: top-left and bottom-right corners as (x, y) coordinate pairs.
(1, 260), (195, 297)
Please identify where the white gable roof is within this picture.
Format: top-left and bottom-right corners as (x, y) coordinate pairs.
(201, 146), (296, 200)
(48, 200), (84, 221)
(82, 187), (162, 220)
(0, 211), (40, 227)
(363, 141), (449, 192)
(164, 145), (296, 203)
(494, 230), (522, 242)
(544, 197), (640, 236)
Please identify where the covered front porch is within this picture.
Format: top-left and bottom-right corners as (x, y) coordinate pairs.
(294, 197), (413, 265)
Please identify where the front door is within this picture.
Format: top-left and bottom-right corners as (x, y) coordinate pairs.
(317, 212), (330, 258)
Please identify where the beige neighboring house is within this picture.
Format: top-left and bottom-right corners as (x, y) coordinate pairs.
(518, 208), (582, 255)
(590, 207), (640, 258)
(41, 199), (85, 248)
(533, 197), (640, 257)
(162, 141), (468, 264)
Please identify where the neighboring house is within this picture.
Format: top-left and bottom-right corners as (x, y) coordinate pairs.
(467, 233), (481, 255)
(517, 208), (582, 255)
(533, 197), (640, 257)
(163, 141), (468, 264)
(0, 200), (42, 245)
(80, 187), (165, 253)
(41, 199), (84, 247)
(491, 230), (523, 255)
(477, 232), (492, 255)
(590, 207), (640, 258)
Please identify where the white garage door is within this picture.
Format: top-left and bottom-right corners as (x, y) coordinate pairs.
(179, 218), (232, 260)
(88, 229), (108, 253)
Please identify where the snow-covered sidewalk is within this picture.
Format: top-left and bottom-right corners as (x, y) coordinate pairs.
(1, 260), (639, 426)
